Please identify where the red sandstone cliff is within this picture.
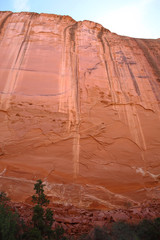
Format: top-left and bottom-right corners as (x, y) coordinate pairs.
(0, 11), (160, 210)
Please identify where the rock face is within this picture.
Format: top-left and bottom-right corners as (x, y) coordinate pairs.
(8, 200), (160, 237)
(0, 11), (160, 209)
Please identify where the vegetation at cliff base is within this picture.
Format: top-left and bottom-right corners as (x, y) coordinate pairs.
(79, 218), (160, 240)
(23, 179), (67, 240)
(0, 191), (23, 240)
(0, 181), (160, 240)
(0, 180), (67, 240)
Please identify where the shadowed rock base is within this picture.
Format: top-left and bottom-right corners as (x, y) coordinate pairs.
(7, 199), (160, 237)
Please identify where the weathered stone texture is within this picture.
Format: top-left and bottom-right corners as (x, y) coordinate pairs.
(0, 11), (160, 209)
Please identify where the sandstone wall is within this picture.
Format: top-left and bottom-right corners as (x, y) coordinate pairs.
(0, 11), (160, 209)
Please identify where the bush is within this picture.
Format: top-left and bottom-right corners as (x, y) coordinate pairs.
(81, 226), (111, 240)
(111, 221), (139, 240)
(1, 184), (160, 240)
(32, 179), (49, 206)
(78, 218), (160, 240)
(135, 218), (160, 240)
(0, 181), (68, 240)
(0, 195), (22, 240)
(52, 225), (69, 240)
(22, 179), (54, 239)
(24, 179), (67, 240)
(22, 227), (43, 240)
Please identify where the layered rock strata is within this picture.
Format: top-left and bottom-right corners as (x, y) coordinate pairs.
(0, 11), (160, 209)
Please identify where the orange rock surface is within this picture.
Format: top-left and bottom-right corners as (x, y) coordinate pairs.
(0, 11), (160, 209)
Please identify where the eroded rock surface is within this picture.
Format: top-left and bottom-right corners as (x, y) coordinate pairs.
(8, 200), (160, 237)
(0, 11), (160, 209)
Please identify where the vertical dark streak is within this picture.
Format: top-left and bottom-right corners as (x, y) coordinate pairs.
(13, 14), (36, 91)
(104, 37), (129, 100)
(97, 28), (113, 92)
(120, 50), (141, 96)
(69, 22), (80, 120)
(104, 37), (120, 79)
(0, 12), (12, 38)
(104, 60), (112, 90)
(14, 14), (36, 66)
(69, 22), (78, 52)
(127, 64), (140, 95)
(147, 75), (160, 101)
(134, 39), (160, 101)
(104, 37), (113, 61)
(135, 39), (160, 82)
(97, 27), (105, 53)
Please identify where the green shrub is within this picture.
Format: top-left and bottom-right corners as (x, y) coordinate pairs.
(0, 180), (68, 240)
(82, 226), (111, 240)
(111, 221), (139, 240)
(52, 225), (69, 240)
(22, 179), (54, 239)
(22, 227), (42, 240)
(78, 233), (89, 240)
(135, 218), (160, 240)
(1, 183), (160, 240)
(24, 179), (67, 240)
(32, 179), (49, 206)
(0, 202), (22, 240)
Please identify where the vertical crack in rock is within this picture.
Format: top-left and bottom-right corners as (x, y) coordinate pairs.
(0, 12), (13, 39)
(125, 104), (147, 150)
(97, 27), (105, 53)
(97, 27), (115, 101)
(97, 27), (145, 150)
(114, 46), (146, 149)
(14, 14), (37, 67)
(120, 47), (147, 149)
(127, 64), (140, 96)
(59, 22), (80, 179)
(58, 24), (70, 113)
(58, 25), (68, 113)
(120, 50), (141, 96)
(104, 37), (129, 101)
(104, 37), (119, 76)
(1, 13), (36, 110)
(69, 23), (80, 180)
(134, 39), (160, 101)
(12, 14), (36, 91)
(136, 39), (160, 82)
(134, 107), (147, 150)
